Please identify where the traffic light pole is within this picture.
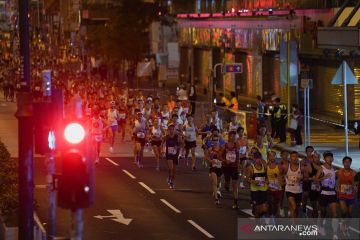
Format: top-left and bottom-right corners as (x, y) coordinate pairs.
(16, 0), (34, 239)
(71, 209), (83, 240)
(46, 151), (56, 240)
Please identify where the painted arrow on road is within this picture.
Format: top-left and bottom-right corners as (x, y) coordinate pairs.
(94, 209), (133, 225)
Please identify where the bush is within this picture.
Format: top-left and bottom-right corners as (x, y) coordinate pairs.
(0, 140), (18, 225)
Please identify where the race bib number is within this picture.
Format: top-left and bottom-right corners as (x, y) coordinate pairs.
(269, 179), (279, 190)
(213, 159), (222, 168)
(136, 132), (145, 138)
(239, 146), (247, 155)
(311, 182), (321, 191)
(94, 135), (102, 142)
(340, 184), (353, 195)
(288, 176), (297, 185)
(226, 151), (237, 163)
(119, 113), (126, 119)
(168, 147), (177, 155)
(255, 177), (265, 187)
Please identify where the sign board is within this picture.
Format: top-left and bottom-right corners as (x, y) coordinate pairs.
(300, 79), (313, 89)
(225, 63), (243, 73)
(331, 61), (358, 85)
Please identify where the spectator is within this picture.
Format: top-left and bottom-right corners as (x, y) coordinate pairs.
(288, 104), (302, 146)
(271, 98), (287, 143)
(188, 82), (196, 114)
(256, 95), (266, 125)
(229, 92), (238, 111)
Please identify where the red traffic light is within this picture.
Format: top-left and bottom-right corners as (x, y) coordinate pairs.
(64, 123), (85, 144)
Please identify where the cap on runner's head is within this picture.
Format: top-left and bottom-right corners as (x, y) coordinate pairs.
(147, 97), (153, 102)
(168, 123), (175, 128)
(323, 151), (333, 158)
(110, 101), (116, 106)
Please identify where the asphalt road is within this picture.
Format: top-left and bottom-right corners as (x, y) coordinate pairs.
(33, 153), (360, 240)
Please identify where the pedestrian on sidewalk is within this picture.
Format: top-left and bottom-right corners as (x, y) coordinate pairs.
(271, 98), (287, 143)
(288, 104), (302, 146)
(188, 82), (196, 114)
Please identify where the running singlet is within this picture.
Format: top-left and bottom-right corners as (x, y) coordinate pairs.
(134, 119), (147, 139)
(118, 108), (127, 121)
(209, 149), (222, 168)
(228, 122), (240, 133)
(310, 163), (321, 192)
(151, 127), (162, 140)
(237, 138), (247, 158)
(92, 117), (104, 142)
(285, 163), (303, 193)
(267, 165), (281, 191)
(166, 134), (179, 157)
(337, 169), (355, 199)
(224, 143), (239, 168)
(250, 163), (268, 191)
(185, 123), (196, 142)
(108, 109), (118, 126)
(320, 165), (336, 195)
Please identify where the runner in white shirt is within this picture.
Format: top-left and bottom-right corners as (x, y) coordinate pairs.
(133, 110), (148, 168)
(91, 107), (105, 164)
(280, 151), (304, 225)
(151, 119), (163, 171)
(107, 101), (119, 152)
(184, 115), (198, 171)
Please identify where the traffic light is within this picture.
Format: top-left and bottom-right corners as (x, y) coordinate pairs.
(42, 70), (51, 97)
(57, 120), (93, 209)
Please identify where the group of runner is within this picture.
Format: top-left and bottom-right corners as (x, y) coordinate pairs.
(85, 87), (359, 238)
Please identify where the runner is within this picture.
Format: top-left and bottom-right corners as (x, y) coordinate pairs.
(151, 118), (163, 171)
(228, 115), (241, 133)
(303, 150), (322, 219)
(236, 126), (248, 188)
(278, 150), (289, 217)
(301, 145), (314, 217)
(337, 156), (356, 237)
(184, 115), (198, 171)
(246, 151), (268, 220)
(163, 124), (180, 189)
(254, 135), (268, 162)
(266, 150), (282, 223)
(315, 151), (338, 239)
(161, 104), (170, 131)
(118, 98), (127, 142)
(220, 131), (240, 209)
(133, 110), (148, 168)
(107, 101), (119, 152)
(207, 136), (223, 206)
(280, 151), (303, 225)
(91, 107), (104, 164)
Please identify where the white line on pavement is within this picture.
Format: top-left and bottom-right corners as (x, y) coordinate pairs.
(105, 157), (119, 166)
(187, 219), (215, 239)
(122, 169), (136, 179)
(139, 182), (156, 194)
(349, 226), (360, 234)
(160, 199), (181, 213)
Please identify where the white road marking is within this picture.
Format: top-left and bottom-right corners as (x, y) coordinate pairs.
(122, 169), (136, 179)
(349, 226), (360, 234)
(306, 205), (313, 211)
(105, 157), (119, 166)
(94, 209), (132, 225)
(160, 199), (181, 213)
(187, 219), (215, 238)
(241, 209), (254, 217)
(139, 182), (156, 194)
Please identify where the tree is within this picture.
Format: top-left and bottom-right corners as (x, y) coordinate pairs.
(86, 0), (159, 64)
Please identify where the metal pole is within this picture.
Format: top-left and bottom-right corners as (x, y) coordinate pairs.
(307, 86), (311, 145)
(16, 0), (34, 239)
(304, 88), (307, 146)
(343, 62), (349, 155)
(287, 32), (291, 126)
(71, 209), (83, 240)
(47, 151), (56, 240)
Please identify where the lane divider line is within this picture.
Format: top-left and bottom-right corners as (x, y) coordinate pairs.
(187, 219), (215, 239)
(105, 157), (119, 166)
(139, 182), (156, 194)
(160, 199), (181, 213)
(122, 169), (136, 179)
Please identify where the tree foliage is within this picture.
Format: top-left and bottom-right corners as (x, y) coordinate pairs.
(0, 140), (18, 225)
(86, 0), (159, 63)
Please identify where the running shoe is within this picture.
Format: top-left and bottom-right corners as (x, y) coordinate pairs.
(215, 199), (221, 207)
(232, 203), (238, 209)
(279, 208), (285, 217)
(217, 191), (222, 199)
(95, 157), (99, 165)
(109, 147), (114, 153)
(239, 181), (245, 189)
